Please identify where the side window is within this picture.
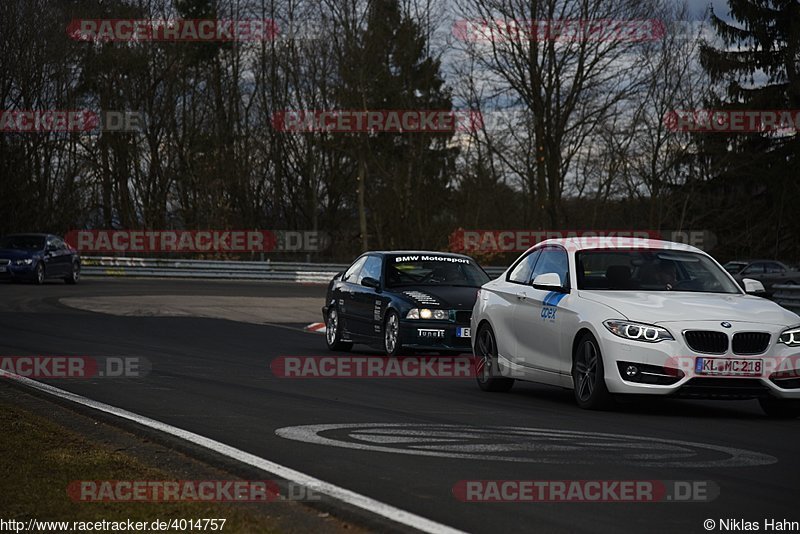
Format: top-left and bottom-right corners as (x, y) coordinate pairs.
(530, 247), (569, 287)
(343, 256), (367, 283)
(358, 255), (383, 284)
(765, 263), (785, 274)
(743, 263), (765, 275)
(507, 249), (541, 284)
(52, 237), (67, 250)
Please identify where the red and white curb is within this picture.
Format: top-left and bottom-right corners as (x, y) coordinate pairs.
(305, 322), (326, 334)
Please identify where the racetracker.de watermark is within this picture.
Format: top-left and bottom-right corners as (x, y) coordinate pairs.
(272, 110), (482, 133)
(452, 19), (665, 42)
(0, 356), (149, 379)
(67, 19), (278, 42)
(448, 229), (716, 253)
(67, 480), (321, 502)
(664, 110), (800, 133)
(668, 355), (800, 379)
(453, 480), (719, 502)
(65, 230), (328, 253)
(271, 356), (475, 378)
(0, 110), (143, 132)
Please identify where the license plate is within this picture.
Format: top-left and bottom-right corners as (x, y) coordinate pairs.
(695, 357), (763, 376)
(418, 329), (445, 339)
(456, 327), (471, 338)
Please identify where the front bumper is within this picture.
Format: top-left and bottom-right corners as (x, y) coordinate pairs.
(598, 321), (800, 400)
(399, 320), (473, 353)
(0, 261), (36, 280)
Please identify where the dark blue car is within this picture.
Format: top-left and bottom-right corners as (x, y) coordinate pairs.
(0, 234), (81, 284)
(322, 251), (490, 355)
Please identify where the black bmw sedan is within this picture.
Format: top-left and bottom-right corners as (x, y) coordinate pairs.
(322, 251), (490, 355)
(0, 233), (81, 284)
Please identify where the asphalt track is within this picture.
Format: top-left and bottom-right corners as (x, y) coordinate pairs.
(1, 278), (799, 533)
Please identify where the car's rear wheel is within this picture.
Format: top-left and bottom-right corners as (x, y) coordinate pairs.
(325, 308), (352, 351)
(475, 324), (514, 392)
(572, 332), (613, 410)
(384, 310), (404, 357)
(759, 397), (800, 419)
(33, 262), (45, 285)
(65, 261), (80, 284)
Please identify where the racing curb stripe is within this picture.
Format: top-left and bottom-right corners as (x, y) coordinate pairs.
(0, 370), (465, 534)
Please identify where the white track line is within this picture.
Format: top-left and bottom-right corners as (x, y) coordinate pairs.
(2, 370), (464, 534)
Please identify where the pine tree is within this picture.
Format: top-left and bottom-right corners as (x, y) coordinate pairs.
(697, 0), (800, 258)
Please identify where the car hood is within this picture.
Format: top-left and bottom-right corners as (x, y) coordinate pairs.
(396, 286), (480, 310)
(578, 290), (800, 327)
(0, 248), (37, 260)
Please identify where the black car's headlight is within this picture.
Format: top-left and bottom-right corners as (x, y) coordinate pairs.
(12, 258), (33, 266)
(779, 326), (800, 347)
(407, 308), (449, 320)
(603, 320), (674, 343)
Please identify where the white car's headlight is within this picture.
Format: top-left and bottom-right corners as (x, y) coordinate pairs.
(407, 308), (449, 320)
(12, 258), (33, 266)
(779, 326), (800, 347)
(603, 320), (674, 343)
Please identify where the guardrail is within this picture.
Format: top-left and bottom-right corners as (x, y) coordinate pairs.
(81, 257), (508, 283)
(772, 284), (800, 313)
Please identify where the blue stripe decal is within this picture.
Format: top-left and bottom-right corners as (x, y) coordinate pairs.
(543, 291), (556, 306)
(549, 292), (567, 306)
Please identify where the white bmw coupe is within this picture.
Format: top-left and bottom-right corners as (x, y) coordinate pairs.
(471, 238), (800, 417)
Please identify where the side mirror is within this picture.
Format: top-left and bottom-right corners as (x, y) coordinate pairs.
(532, 272), (565, 292)
(742, 278), (766, 295)
(361, 277), (381, 290)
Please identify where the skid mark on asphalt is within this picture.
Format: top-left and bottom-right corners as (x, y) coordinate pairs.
(275, 423), (777, 468)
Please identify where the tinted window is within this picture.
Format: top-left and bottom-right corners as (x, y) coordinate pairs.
(343, 256), (367, 283)
(742, 263), (766, 275)
(765, 263), (785, 274)
(508, 249), (541, 284)
(530, 247), (569, 287)
(358, 255), (383, 284)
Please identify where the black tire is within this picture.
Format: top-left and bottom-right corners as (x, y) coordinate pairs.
(64, 261), (80, 284)
(759, 397), (800, 419)
(383, 310), (404, 357)
(325, 308), (353, 351)
(572, 332), (613, 410)
(33, 262), (45, 285)
(475, 323), (514, 392)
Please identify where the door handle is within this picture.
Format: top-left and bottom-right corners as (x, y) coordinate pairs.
(516, 292), (528, 301)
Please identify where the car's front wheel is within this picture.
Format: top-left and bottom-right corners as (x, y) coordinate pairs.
(325, 308), (353, 351)
(33, 262), (45, 285)
(384, 310), (404, 357)
(475, 324), (514, 392)
(65, 261), (80, 284)
(572, 332), (613, 410)
(759, 397), (800, 419)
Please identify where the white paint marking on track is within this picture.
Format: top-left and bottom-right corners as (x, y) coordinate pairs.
(1, 370), (464, 534)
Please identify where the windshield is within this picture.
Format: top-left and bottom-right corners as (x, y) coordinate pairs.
(386, 254), (489, 288)
(0, 235), (45, 250)
(577, 249), (741, 294)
